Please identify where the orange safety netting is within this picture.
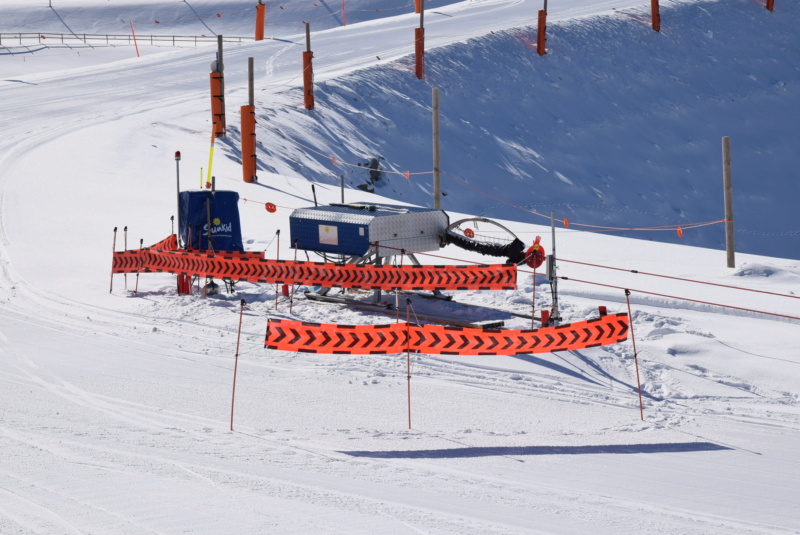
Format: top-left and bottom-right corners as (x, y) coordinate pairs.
(112, 236), (516, 291)
(264, 313), (629, 355)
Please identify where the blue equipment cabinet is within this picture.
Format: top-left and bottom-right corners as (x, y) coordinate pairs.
(289, 203), (449, 257)
(179, 190), (243, 252)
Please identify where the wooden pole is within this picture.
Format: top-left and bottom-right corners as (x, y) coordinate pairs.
(722, 136), (735, 268)
(432, 88), (441, 209)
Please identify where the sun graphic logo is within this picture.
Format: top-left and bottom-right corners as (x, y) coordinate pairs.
(213, 217), (222, 226)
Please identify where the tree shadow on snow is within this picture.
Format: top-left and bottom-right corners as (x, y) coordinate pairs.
(339, 441), (731, 459)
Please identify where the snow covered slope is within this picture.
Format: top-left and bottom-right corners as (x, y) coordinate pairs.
(1, 1), (799, 533)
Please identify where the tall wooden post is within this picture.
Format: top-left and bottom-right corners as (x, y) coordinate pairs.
(303, 23), (314, 110)
(651, 0), (661, 32)
(722, 137), (735, 268)
(241, 57), (257, 183)
(415, 0), (425, 79)
(432, 88), (441, 209)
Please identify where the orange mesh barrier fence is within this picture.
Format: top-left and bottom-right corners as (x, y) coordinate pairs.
(264, 313), (629, 355)
(112, 236), (516, 290)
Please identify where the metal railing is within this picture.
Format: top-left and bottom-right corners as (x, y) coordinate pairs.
(0, 32), (252, 48)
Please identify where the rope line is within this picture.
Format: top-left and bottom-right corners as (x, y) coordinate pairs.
(559, 258), (800, 300)
(557, 276), (800, 322)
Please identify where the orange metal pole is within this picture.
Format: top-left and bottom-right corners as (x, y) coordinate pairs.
(302, 52), (314, 110)
(537, 10), (547, 56)
(241, 105), (256, 182)
(766, 0), (774, 11)
(210, 72), (226, 137)
(255, 2), (266, 41)
(651, 0), (661, 32)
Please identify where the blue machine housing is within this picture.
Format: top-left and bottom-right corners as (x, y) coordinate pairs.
(179, 190), (243, 252)
(289, 203), (449, 257)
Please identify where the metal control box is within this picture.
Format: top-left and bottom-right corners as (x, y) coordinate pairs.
(289, 203), (449, 257)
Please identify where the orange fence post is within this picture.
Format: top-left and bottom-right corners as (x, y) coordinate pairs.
(536, 10), (547, 56)
(766, 0), (774, 11)
(651, 0), (661, 32)
(255, 1), (266, 41)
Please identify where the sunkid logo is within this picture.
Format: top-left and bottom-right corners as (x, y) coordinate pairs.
(203, 217), (233, 236)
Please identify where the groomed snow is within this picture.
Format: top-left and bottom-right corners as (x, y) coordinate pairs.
(1, 1), (799, 533)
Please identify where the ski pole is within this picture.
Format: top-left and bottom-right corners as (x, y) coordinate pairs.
(110, 227), (117, 293)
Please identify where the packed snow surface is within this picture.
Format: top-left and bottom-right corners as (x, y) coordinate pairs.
(1, 0), (799, 533)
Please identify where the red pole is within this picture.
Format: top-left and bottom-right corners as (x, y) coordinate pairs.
(230, 299), (246, 431)
(766, 0), (774, 11)
(536, 10), (547, 56)
(255, 1), (266, 41)
(406, 298), (412, 429)
(651, 0), (661, 32)
(342, 0), (347, 26)
(289, 239), (298, 313)
(625, 289), (645, 421)
(129, 20), (140, 57)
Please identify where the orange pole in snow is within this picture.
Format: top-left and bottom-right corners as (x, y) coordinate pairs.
(302, 52), (314, 110)
(241, 106), (256, 182)
(210, 72), (226, 137)
(766, 0), (774, 11)
(255, 1), (266, 41)
(303, 24), (314, 110)
(537, 10), (547, 56)
(651, 0), (661, 32)
(129, 20), (140, 57)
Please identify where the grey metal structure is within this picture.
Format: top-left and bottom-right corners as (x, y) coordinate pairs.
(289, 203), (449, 258)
